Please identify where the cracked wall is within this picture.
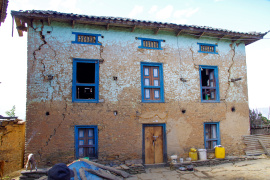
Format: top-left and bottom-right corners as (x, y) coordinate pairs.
(0, 120), (25, 175)
(25, 20), (250, 165)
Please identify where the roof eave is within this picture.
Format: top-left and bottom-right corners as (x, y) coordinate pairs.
(11, 10), (266, 45)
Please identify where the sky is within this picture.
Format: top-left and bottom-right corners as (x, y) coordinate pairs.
(0, 0), (269, 120)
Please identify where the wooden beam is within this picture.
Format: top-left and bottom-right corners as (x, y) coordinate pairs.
(154, 27), (160, 35)
(176, 29), (183, 36)
(79, 158), (130, 178)
(48, 18), (51, 26)
(217, 34), (225, 40)
(131, 25), (136, 32)
(72, 20), (75, 28)
(17, 26), (27, 31)
(15, 17), (23, 37)
(83, 168), (122, 180)
(231, 36), (241, 43)
(197, 31), (205, 39)
(106, 23), (110, 30)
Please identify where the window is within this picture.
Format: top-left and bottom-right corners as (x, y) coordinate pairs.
(137, 37), (164, 50)
(75, 126), (98, 159)
(197, 43), (218, 54)
(72, 59), (99, 103)
(199, 65), (220, 102)
(141, 62), (164, 102)
(204, 122), (220, 149)
(72, 32), (102, 45)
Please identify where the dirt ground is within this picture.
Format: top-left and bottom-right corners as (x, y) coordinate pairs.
(127, 157), (270, 180)
(4, 157), (270, 180)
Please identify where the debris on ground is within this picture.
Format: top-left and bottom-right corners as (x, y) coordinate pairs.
(19, 158), (131, 180)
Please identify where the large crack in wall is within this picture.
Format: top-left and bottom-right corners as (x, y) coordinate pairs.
(225, 43), (236, 101)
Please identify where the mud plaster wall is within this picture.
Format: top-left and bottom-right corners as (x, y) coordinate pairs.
(0, 121), (25, 175)
(25, 20), (250, 165)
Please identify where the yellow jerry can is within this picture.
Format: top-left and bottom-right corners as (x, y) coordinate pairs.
(215, 146), (225, 159)
(189, 148), (198, 161)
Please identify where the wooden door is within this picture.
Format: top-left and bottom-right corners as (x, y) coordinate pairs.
(145, 126), (163, 164)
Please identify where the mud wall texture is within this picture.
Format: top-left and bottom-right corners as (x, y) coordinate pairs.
(0, 120), (25, 175)
(25, 20), (250, 165)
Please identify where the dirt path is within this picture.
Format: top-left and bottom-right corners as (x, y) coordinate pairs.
(127, 158), (270, 180)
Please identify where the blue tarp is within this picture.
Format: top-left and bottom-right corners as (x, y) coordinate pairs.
(68, 161), (103, 180)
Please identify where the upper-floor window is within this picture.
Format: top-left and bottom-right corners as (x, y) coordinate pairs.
(72, 58), (99, 103)
(72, 32), (102, 45)
(198, 43), (218, 54)
(137, 37), (164, 50)
(141, 62), (164, 103)
(199, 65), (220, 103)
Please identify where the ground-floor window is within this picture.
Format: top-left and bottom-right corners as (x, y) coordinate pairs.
(75, 125), (98, 159)
(204, 122), (220, 149)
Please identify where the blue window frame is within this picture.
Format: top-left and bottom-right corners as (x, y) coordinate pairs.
(72, 58), (99, 103)
(75, 125), (98, 159)
(197, 43), (218, 54)
(199, 65), (220, 103)
(141, 62), (164, 103)
(137, 37), (164, 50)
(204, 122), (220, 149)
(72, 32), (102, 45)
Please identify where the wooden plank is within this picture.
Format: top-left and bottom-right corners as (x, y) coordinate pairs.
(258, 139), (270, 155)
(145, 126), (155, 164)
(73, 167), (78, 180)
(79, 159), (130, 178)
(176, 29), (183, 36)
(83, 168), (123, 180)
(131, 25), (136, 32)
(79, 168), (87, 180)
(15, 17), (23, 36)
(154, 126), (163, 163)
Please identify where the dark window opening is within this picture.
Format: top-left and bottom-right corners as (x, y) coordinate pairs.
(76, 86), (95, 99)
(76, 63), (95, 83)
(201, 68), (216, 101)
(72, 59), (99, 102)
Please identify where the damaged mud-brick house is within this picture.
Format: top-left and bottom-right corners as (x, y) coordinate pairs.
(11, 10), (266, 166)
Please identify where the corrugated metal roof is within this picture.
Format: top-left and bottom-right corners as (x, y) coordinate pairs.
(13, 10), (266, 36)
(11, 10), (267, 45)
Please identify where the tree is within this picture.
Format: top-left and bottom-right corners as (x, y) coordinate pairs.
(5, 105), (16, 117)
(249, 109), (270, 128)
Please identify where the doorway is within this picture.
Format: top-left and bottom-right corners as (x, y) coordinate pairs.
(143, 124), (167, 164)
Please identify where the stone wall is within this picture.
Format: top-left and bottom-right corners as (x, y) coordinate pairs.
(25, 20), (250, 166)
(0, 120), (25, 175)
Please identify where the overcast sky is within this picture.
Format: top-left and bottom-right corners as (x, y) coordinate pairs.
(0, 0), (269, 120)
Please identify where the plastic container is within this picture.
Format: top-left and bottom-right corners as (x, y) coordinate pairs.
(198, 149), (207, 160)
(171, 155), (178, 164)
(215, 146), (225, 159)
(189, 148), (198, 161)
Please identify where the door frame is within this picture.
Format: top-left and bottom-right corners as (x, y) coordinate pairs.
(142, 124), (167, 164)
